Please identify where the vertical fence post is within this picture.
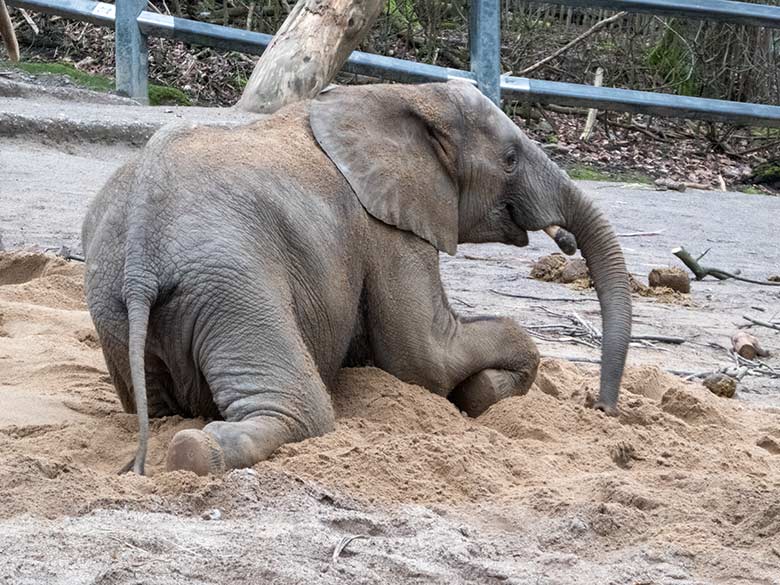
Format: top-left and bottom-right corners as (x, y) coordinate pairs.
(116, 0), (149, 103)
(469, 0), (501, 104)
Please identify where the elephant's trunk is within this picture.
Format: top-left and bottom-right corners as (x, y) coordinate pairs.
(561, 183), (632, 413)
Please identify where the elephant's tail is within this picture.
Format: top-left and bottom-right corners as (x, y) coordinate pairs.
(125, 294), (152, 475)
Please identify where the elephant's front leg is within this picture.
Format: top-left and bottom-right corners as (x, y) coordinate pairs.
(365, 236), (539, 416)
(449, 366), (534, 417)
(439, 316), (540, 417)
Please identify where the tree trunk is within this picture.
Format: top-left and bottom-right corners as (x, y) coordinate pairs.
(0, 0), (20, 62)
(236, 0), (385, 113)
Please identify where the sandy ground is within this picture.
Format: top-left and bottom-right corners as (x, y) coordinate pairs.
(0, 251), (779, 585)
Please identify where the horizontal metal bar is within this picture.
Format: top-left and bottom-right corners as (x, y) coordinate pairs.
(502, 77), (780, 127)
(8, 0), (114, 26)
(138, 12), (273, 56)
(342, 52), (474, 84)
(526, 0), (780, 29)
(7, 0), (780, 127)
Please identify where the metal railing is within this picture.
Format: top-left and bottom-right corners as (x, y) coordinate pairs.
(6, 0), (780, 127)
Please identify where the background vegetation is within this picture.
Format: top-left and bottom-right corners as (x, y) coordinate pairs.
(4, 0), (779, 189)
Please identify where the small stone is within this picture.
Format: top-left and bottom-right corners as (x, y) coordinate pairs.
(202, 509), (222, 521)
(769, 275), (780, 282)
(702, 373), (737, 398)
(648, 268), (690, 293)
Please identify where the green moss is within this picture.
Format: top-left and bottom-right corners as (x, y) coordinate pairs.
(738, 186), (764, 195)
(148, 84), (191, 106)
(753, 163), (780, 184)
(8, 60), (113, 92)
(567, 166), (609, 181)
(566, 165), (653, 184)
(4, 59), (192, 106)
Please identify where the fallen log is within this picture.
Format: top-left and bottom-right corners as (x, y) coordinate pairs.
(672, 247), (780, 286)
(731, 331), (770, 360)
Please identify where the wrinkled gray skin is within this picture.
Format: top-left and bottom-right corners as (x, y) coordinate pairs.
(82, 81), (631, 476)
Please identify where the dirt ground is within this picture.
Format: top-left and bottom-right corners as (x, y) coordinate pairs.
(0, 251), (779, 585)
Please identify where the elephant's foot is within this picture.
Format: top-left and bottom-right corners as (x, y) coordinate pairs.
(166, 417), (299, 476)
(166, 429), (226, 476)
(449, 368), (534, 417)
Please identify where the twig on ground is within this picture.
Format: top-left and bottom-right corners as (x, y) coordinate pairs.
(616, 230), (665, 238)
(451, 296), (475, 308)
(19, 8), (39, 34)
(736, 137), (780, 157)
(463, 255), (504, 262)
(331, 535), (368, 565)
(547, 355), (777, 381)
(610, 120), (671, 143)
(45, 246), (84, 262)
(742, 314), (780, 332)
(528, 310), (683, 349)
(490, 289), (598, 302)
(631, 334), (686, 344)
(672, 246), (780, 286)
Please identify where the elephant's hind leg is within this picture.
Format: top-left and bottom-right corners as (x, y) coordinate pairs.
(101, 334), (180, 418)
(166, 366), (334, 475)
(165, 298), (335, 476)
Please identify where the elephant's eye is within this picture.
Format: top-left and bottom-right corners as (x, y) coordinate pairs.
(503, 148), (518, 173)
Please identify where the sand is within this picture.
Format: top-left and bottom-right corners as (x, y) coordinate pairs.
(1, 251), (779, 584)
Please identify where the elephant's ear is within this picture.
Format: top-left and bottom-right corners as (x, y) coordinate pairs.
(310, 84), (461, 255)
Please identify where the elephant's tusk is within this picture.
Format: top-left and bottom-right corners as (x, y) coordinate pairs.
(544, 225), (577, 256)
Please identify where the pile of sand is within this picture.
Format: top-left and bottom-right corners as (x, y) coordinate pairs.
(1, 252), (779, 582)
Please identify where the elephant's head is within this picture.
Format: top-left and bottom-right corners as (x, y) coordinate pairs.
(311, 81), (631, 413)
(0, 0), (20, 62)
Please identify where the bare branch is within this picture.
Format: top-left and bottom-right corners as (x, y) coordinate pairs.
(673, 247), (780, 286)
(742, 315), (780, 332)
(519, 12), (628, 76)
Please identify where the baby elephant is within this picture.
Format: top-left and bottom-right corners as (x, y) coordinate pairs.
(82, 81), (631, 476)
